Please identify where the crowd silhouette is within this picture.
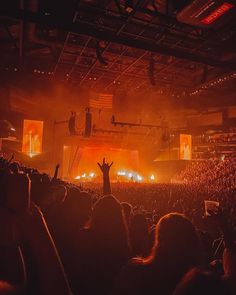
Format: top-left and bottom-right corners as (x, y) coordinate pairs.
(0, 154), (236, 294)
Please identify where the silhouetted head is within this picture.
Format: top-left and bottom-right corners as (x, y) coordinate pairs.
(92, 195), (124, 231)
(121, 202), (133, 222)
(147, 213), (200, 273)
(131, 213), (148, 232)
(130, 213), (149, 256)
(91, 195), (130, 255)
(41, 173), (51, 187)
(42, 184), (67, 208)
(8, 162), (20, 174)
(64, 188), (92, 227)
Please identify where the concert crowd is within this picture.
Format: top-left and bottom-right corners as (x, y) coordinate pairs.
(0, 155), (236, 295)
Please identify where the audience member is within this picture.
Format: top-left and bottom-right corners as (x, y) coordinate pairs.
(0, 154), (236, 294)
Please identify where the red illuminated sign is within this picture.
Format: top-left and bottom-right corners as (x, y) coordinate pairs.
(201, 2), (234, 25)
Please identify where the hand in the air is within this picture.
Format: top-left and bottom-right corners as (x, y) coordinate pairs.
(97, 158), (113, 175)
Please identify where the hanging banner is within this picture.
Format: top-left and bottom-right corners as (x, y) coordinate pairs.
(22, 120), (43, 157)
(180, 134), (192, 160)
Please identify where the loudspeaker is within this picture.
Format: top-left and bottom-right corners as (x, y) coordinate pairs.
(84, 110), (92, 137)
(68, 112), (77, 135)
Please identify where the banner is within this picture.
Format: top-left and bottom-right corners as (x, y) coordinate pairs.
(22, 120), (43, 157)
(180, 134), (192, 160)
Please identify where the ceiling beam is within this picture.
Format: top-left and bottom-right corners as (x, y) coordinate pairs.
(1, 7), (236, 69)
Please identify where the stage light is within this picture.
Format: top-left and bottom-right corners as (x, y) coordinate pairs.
(81, 173), (86, 178)
(75, 175), (81, 180)
(89, 172), (95, 178)
(137, 175), (143, 181)
(117, 171), (126, 176)
(150, 174), (155, 180)
(68, 112), (77, 135)
(128, 173), (133, 178)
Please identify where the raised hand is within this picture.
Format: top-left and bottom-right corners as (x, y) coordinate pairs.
(97, 158), (113, 175)
(52, 163), (60, 181)
(16, 202), (71, 295)
(97, 158), (113, 195)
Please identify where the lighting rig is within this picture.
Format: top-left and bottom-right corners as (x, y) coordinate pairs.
(110, 115), (162, 129)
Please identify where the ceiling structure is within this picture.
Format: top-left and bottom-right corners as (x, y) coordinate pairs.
(1, 0), (236, 164)
(1, 0), (236, 99)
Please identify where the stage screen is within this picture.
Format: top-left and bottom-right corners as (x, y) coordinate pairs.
(22, 119), (43, 157)
(180, 134), (192, 160)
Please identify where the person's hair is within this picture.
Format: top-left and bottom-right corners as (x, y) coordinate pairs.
(140, 213), (200, 273)
(64, 189), (92, 227)
(173, 268), (231, 295)
(130, 213), (149, 256)
(90, 195), (130, 255)
(8, 162), (20, 174)
(121, 202), (133, 221)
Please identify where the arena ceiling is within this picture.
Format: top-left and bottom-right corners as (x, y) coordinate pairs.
(1, 0), (236, 99)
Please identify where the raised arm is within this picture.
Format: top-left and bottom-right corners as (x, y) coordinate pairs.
(97, 158), (113, 195)
(208, 208), (234, 250)
(18, 204), (72, 295)
(52, 164), (60, 182)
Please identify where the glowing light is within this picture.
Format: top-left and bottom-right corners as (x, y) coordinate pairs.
(128, 173), (133, 178)
(150, 174), (155, 180)
(137, 175), (143, 181)
(75, 175), (81, 180)
(180, 134), (192, 160)
(117, 171), (126, 176)
(89, 172), (95, 178)
(22, 120), (43, 156)
(81, 173), (86, 178)
(201, 2), (234, 25)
